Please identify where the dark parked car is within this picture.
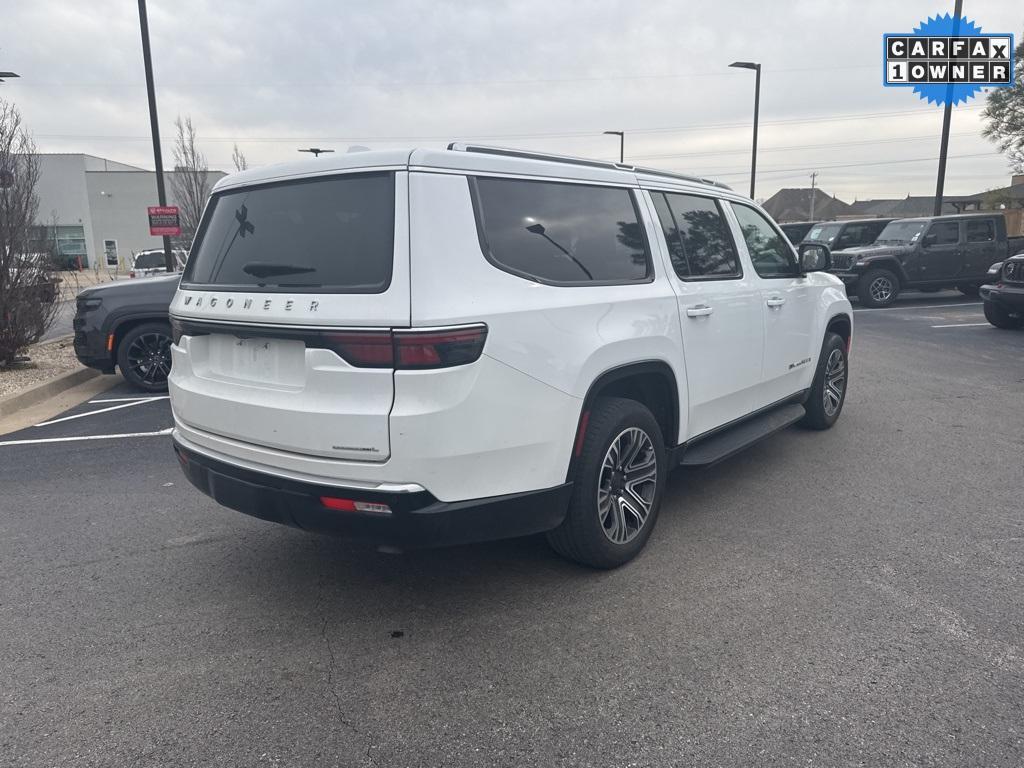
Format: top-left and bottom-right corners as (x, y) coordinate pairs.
(981, 252), (1024, 329)
(803, 218), (894, 252)
(829, 213), (1023, 308)
(779, 221), (818, 245)
(73, 274), (177, 391)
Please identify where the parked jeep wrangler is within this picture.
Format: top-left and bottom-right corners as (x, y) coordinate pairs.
(828, 213), (1022, 308)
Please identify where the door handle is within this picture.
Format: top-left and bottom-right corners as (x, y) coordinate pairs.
(766, 297), (786, 308)
(685, 304), (714, 318)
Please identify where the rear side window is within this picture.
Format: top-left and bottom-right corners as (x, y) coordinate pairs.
(182, 172), (395, 292)
(134, 251), (164, 269)
(652, 192), (741, 279)
(966, 219), (994, 242)
(732, 203), (800, 278)
(470, 177), (650, 285)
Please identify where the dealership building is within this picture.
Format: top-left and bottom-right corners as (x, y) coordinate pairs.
(33, 154), (226, 269)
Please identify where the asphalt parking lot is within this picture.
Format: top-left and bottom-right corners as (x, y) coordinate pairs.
(2, 292), (1022, 767)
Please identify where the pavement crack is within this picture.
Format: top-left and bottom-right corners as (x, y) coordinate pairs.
(315, 571), (379, 766)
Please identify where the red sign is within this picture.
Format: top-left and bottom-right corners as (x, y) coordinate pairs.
(148, 206), (181, 236)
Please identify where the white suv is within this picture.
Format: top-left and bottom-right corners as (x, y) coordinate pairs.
(169, 145), (851, 568)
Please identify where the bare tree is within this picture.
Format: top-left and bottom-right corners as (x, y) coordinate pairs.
(169, 115), (210, 248)
(231, 143), (248, 172)
(0, 99), (59, 366)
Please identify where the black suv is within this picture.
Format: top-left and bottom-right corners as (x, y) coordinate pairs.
(779, 221), (818, 246)
(981, 253), (1024, 329)
(803, 218), (894, 252)
(829, 214), (1020, 308)
(73, 275), (177, 391)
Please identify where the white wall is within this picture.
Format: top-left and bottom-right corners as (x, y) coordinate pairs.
(35, 155), (96, 265)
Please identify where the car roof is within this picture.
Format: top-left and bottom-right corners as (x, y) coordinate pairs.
(212, 145), (741, 202)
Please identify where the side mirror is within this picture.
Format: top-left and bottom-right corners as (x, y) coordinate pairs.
(922, 233), (937, 247)
(798, 243), (831, 272)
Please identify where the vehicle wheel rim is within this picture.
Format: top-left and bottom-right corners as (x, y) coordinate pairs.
(823, 349), (846, 417)
(598, 427), (657, 545)
(126, 332), (171, 384)
(869, 276), (893, 303)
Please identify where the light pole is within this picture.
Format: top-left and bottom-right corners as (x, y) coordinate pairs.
(525, 222), (593, 280)
(934, 0), (964, 215)
(729, 61), (761, 200)
(298, 148), (335, 158)
(603, 131), (624, 164)
(137, 0), (175, 273)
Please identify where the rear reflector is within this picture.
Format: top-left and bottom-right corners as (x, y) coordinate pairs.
(319, 496), (392, 515)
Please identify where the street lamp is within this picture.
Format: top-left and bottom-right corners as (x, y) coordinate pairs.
(298, 148), (335, 158)
(0, 72), (19, 84)
(525, 221), (593, 279)
(603, 131), (624, 164)
(729, 61), (761, 200)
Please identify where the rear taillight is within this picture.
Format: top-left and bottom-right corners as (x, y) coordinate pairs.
(394, 326), (488, 369)
(321, 331), (394, 367)
(321, 325), (487, 370)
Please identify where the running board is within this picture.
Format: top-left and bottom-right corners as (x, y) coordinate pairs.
(677, 403), (806, 467)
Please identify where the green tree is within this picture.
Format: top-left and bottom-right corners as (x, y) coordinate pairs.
(982, 37), (1024, 173)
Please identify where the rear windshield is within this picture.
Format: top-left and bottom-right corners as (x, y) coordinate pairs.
(182, 172), (395, 292)
(134, 251), (164, 269)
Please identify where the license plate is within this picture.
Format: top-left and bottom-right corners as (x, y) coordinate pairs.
(208, 335), (305, 386)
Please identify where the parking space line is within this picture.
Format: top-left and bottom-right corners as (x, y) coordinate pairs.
(930, 322), (991, 328)
(35, 397), (164, 428)
(89, 395), (171, 404)
(0, 428), (173, 447)
(854, 302), (982, 312)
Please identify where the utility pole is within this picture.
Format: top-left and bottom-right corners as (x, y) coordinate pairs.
(137, 0), (175, 273)
(934, 0), (964, 216)
(809, 172), (818, 220)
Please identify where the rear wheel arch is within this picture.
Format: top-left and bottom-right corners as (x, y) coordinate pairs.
(568, 361), (680, 481)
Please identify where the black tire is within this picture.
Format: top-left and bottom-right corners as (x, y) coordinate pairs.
(983, 300), (1023, 330)
(800, 333), (848, 430)
(547, 397), (666, 569)
(957, 284), (981, 297)
(117, 322), (173, 392)
(856, 268), (900, 308)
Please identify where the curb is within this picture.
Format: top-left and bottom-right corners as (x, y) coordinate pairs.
(0, 367), (100, 420)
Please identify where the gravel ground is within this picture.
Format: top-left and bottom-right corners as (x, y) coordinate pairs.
(0, 338), (80, 399)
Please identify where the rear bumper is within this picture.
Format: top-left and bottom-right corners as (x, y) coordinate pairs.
(981, 283), (1024, 312)
(173, 438), (572, 549)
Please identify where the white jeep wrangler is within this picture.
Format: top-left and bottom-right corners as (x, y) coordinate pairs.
(169, 145), (851, 568)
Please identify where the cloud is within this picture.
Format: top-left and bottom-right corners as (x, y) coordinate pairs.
(3, 0), (1019, 200)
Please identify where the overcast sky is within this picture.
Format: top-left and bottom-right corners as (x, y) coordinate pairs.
(3, 0), (1021, 202)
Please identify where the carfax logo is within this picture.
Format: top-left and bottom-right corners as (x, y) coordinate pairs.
(884, 14), (1014, 106)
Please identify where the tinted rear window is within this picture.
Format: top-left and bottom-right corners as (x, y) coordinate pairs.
(471, 177), (651, 285)
(182, 172), (395, 292)
(134, 251), (164, 269)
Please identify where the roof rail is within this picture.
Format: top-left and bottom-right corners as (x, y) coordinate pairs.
(447, 142), (731, 191)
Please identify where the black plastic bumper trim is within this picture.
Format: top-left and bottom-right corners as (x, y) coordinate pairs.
(173, 440), (572, 548)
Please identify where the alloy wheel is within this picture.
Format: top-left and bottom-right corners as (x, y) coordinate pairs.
(869, 276), (893, 303)
(597, 427), (657, 545)
(126, 332), (172, 385)
(823, 348), (846, 417)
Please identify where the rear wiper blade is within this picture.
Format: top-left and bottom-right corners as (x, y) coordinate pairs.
(242, 262), (316, 278)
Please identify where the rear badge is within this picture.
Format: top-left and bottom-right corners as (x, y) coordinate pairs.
(182, 294), (319, 313)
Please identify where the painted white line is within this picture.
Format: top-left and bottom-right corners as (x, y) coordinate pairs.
(89, 395), (170, 404)
(0, 428), (173, 448)
(930, 322), (991, 328)
(855, 302), (982, 312)
(35, 397), (163, 427)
